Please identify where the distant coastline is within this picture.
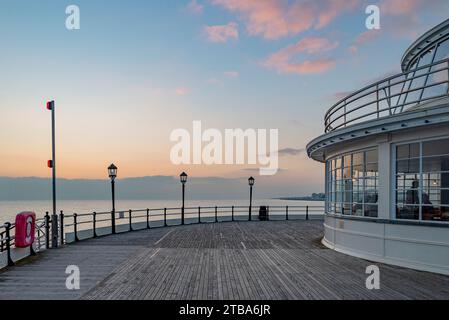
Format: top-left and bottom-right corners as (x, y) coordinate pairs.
(0, 176), (320, 201)
(274, 193), (325, 202)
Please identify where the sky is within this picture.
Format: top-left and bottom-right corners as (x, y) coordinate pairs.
(0, 0), (448, 196)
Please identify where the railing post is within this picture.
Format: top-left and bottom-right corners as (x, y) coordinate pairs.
(232, 206), (234, 222)
(74, 213), (79, 242)
(164, 208), (167, 227)
(343, 100), (347, 127)
(45, 212), (50, 249)
(306, 206), (309, 221)
(36, 226), (41, 251)
(267, 206), (270, 221)
(5, 222), (14, 267)
(29, 241), (36, 256)
(93, 212), (97, 238)
(215, 206), (218, 223)
(59, 210), (64, 245)
(198, 206), (201, 224)
(111, 210), (116, 235)
(376, 84), (380, 118)
(388, 79), (392, 113)
(147, 209), (150, 229)
(129, 209), (133, 232)
(286, 206), (289, 221)
(30, 216), (38, 254)
(51, 212), (58, 249)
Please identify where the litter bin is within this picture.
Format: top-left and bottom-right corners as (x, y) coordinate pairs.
(259, 206), (268, 221)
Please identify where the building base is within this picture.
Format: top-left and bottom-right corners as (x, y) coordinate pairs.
(322, 214), (449, 276)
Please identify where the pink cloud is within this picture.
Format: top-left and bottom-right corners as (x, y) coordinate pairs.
(346, 1), (447, 53)
(187, 0), (204, 14)
(380, 0), (449, 38)
(263, 37), (338, 74)
(211, 0), (359, 40)
(353, 30), (381, 45)
(204, 22), (239, 43)
(380, 0), (425, 38)
(348, 30), (381, 54)
(381, 0), (425, 15)
(280, 59), (337, 75)
(315, 0), (359, 29)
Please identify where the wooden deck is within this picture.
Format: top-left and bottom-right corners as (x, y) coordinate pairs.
(1, 220), (449, 300)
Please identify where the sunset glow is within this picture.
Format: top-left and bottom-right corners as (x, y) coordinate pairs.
(1, 0), (447, 194)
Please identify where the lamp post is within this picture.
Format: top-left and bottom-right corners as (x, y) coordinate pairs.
(108, 164), (118, 234)
(180, 172), (188, 225)
(248, 176), (255, 221)
(46, 100), (58, 248)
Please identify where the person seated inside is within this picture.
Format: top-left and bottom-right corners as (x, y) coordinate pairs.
(406, 180), (419, 205)
(405, 180), (436, 220)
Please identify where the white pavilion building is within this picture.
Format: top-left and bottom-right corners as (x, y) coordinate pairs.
(307, 19), (449, 275)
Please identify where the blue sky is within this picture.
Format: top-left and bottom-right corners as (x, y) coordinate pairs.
(0, 0), (448, 194)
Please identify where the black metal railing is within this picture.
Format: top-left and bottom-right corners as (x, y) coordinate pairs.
(325, 58), (449, 132)
(0, 217), (47, 267)
(0, 223), (14, 266)
(60, 205), (324, 243)
(0, 205), (324, 267)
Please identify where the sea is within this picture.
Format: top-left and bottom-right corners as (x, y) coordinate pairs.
(0, 199), (324, 223)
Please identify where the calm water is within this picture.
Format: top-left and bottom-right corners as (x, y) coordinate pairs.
(0, 199), (324, 223)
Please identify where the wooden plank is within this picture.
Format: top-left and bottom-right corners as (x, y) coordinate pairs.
(1, 221), (449, 300)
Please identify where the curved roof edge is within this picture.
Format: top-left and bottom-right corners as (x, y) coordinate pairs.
(307, 104), (449, 162)
(401, 19), (449, 72)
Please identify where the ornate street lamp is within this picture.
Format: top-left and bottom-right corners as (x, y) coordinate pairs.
(248, 177), (255, 221)
(180, 172), (188, 225)
(108, 164), (118, 234)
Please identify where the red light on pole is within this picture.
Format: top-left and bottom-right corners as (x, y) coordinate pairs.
(46, 101), (54, 110)
(47, 160), (53, 168)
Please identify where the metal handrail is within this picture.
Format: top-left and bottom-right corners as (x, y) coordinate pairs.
(62, 205), (324, 234)
(325, 57), (449, 132)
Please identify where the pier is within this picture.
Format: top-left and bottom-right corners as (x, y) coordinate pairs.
(1, 219), (449, 300)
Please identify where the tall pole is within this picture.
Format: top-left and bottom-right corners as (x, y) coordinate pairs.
(52, 102), (56, 217)
(111, 179), (116, 234)
(249, 185), (253, 221)
(48, 101), (58, 248)
(182, 183), (185, 225)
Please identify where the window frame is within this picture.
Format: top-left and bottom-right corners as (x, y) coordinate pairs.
(393, 135), (449, 223)
(325, 147), (379, 218)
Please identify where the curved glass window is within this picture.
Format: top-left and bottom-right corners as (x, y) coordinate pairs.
(434, 37), (449, 62)
(408, 36), (449, 70)
(399, 36), (449, 111)
(326, 149), (378, 217)
(395, 137), (449, 221)
(418, 49), (434, 67)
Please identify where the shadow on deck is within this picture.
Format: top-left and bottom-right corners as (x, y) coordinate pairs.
(1, 220), (449, 300)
